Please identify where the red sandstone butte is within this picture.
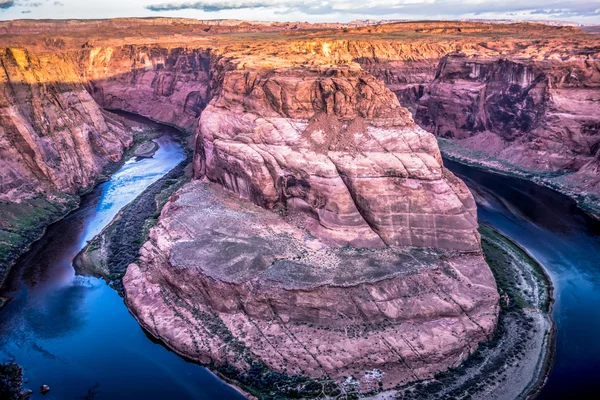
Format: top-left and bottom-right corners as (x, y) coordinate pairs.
(4, 18), (596, 393)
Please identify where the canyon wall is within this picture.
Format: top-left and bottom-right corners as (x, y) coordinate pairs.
(6, 19), (596, 395)
(0, 47), (132, 280)
(117, 40), (498, 394)
(0, 48), (131, 198)
(0, 41), (220, 277)
(84, 46), (222, 133)
(415, 53), (600, 207)
(417, 54), (600, 172)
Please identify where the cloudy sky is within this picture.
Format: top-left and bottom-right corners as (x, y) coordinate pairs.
(0, 0), (598, 23)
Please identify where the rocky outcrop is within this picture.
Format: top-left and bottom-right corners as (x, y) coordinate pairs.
(0, 47), (131, 200)
(417, 54), (600, 173)
(123, 54), (498, 394)
(0, 47), (132, 280)
(84, 46), (221, 133)
(124, 180), (499, 394)
(407, 51), (600, 212)
(0, 26), (496, 392)
(195, 65), (481, 250)
(0, 362), (27, 400)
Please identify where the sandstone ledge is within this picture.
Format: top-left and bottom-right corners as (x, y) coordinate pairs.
(124, 180), (499, 393)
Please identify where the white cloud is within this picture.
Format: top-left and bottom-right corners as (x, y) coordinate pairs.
(0, 0), (598, 23)
(0, 0), (15, 10)
(143, 0), (600, 19)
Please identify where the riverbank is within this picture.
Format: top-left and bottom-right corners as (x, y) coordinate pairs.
(0, 193), (79, 294)
(0, 362), (27, 400)
(439, 138), (600, 220)
(373, 225), (555, 400)
(0, 111), (168, 297)
(91, 174), (554, 399)
(73, 156), (191, 292)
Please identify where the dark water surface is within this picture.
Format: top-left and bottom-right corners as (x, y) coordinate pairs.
(445, 158), (600, 399)
(2, 120), (597, 400)
(0, 117), (242, 399)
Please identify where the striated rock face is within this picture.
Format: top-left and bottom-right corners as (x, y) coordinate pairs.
(0, 47), (131, 201)
(84, 46), (220, 133)
(124, 180), (499, 392)
(417, 53), (600, 173)
(123, 55), (497, 394)
(195, 65), (481, 250)
(0, 47), (132, 277)
(418, 55), (547, 142)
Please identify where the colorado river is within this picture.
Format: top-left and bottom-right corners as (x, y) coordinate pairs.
(1, 117), (597, 399)
(0, 116), (242, 399)
(445, 158), (600, 399)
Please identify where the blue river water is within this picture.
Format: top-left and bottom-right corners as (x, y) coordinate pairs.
(445, 158), (600, 399)
(1, 117), (597, 399)
(0, 119), (243, 399)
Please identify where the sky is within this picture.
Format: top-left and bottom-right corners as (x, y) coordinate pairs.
(0, 0), (598, 24)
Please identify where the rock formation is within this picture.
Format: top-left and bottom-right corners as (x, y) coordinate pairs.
(340, 27), (600, 209)
(116, 38), (498, 393)
(124, 180), (498, 394)
(0, 47), (131, 280)
(0, 47), (130, 199)
(84, 46), (218, 133)
(194, 65), (480, 250)
(416, 53), (600, 173)
(4, 18), (597, 395)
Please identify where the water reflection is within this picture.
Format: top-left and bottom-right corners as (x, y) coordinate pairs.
(0, 116), (243, 400)
(445, 158), (600, 398)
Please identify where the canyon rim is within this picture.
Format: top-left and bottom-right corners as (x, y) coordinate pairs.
(0, 16), (598, 399)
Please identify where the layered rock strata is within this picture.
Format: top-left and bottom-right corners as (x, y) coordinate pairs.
(0, 48), (131, 200)
(415, 53), (600, 208)
(194, 65), (481, 250)
(417, 54), (600, 173)
(84, 46), (219, 133)
(124, 180), (499, 392)
(0, 47), (131, 280)
(124, 59), (499, 393)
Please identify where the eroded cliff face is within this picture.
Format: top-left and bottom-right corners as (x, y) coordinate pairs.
(0, 48), (132, 197)
(405, 52), (600, 211)
(120, 43), (498, 394)
(324, 33), (600, 211)
(124, 180), (498, 394)
(0, 47), (132, 277)
(84, 46), (223, 133)
(195, 65), (480, 250)
(417, 54), (600, 173)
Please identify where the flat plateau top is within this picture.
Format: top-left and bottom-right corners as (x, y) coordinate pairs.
(165, 181), (476, 290)
(1, 18), (597, 54)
